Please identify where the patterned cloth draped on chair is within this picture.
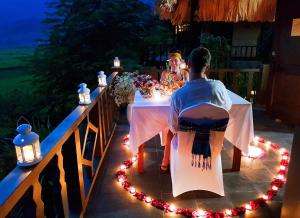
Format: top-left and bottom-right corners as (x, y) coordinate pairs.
(170, 103), (229, 197)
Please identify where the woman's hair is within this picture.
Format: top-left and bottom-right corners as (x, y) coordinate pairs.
(168, 49), (182, 60)
(188, 47), (211, 74)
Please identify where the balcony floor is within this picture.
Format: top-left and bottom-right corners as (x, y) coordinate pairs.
(86, 108), (293, 218)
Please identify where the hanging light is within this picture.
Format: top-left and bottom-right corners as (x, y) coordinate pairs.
(78, 83), (91, 105)
(113, 57), (121, 68)
(98, 71), (107, 87)
(13, 124), (42, 166)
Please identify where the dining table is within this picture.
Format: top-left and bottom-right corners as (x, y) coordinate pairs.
(129, 90), (254, 173)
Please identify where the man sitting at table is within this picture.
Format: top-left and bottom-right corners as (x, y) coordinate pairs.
(160, 47), (232, 173)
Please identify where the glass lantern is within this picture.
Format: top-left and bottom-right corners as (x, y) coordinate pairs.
(98, 71), (107, 87)
(13, 124), (42, 167)
(113, 57), (120, 68)
(78, 83), (91, 105)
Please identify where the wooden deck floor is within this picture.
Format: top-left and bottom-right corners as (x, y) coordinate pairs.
(85, 108), (293, 218)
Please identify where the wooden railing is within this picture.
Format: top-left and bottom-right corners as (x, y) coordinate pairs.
(208, 68), (262, 103)
(0, 73), (118, 218)
(231, 45), (257, 60)
(148, 68), (266, 104)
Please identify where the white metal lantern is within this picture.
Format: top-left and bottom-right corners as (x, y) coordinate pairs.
(113, 57), (120, 67)
(78, 83), (91, 105)
(98, 71), (107, 87)
(13, 124), (42, 167)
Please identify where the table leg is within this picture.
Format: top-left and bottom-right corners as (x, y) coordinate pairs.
(232, 146), (242, 171)
(138, 144), (144, 173)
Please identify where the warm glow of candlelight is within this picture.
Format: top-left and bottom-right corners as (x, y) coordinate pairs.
(132, 156), (137, 162)
(282, 155), (289, 160)
(120, 164), (126, 171)
(243, 145), (264, 159)
(280, 148), (287, 155)
(145, 196), (152, 203)
(195, 209), (206, 216)
(169, 204), (176, 212)
(265, 141), (271, 148)
(245, 204), (252, 210)
(277, 174), (285, 180)
(153, 90), (161, 100)
(225, 209), (232, 216)
(23, 145), (35, 162)
(129, 187), (136, 194)
(280, 165), (286, 170)
(118, 177), (125, 184)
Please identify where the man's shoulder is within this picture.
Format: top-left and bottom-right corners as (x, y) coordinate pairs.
(170, 86), (186, 104)
(207, 79), (226, 90)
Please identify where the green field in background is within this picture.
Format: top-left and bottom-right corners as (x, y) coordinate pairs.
(0, 47), (34, 94)
(0, 47), (34, 69)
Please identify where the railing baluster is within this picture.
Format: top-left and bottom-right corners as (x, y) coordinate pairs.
(104, 91), (110, 141)
(33, 181), (44, 218)
(57, 149), (69, 217)
(106, 90), (111, 135)
(97, 100), (104, 155)
(109, 92), (114, 130)
(100, 95), (107, 146)
(74, 128), (86, 210)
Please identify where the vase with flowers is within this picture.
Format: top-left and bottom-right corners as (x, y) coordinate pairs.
(111, 71), (137, 106)
(133, 74), (158, 98)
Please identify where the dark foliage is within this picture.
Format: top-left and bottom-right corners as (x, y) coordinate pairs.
(32, 0), (171, 124)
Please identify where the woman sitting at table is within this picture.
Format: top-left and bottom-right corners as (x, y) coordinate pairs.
(160, 47), (232, 173)
(160, 51), (189, 83)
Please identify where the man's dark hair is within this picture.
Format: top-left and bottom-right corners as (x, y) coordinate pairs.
(188, 47), (211, 74)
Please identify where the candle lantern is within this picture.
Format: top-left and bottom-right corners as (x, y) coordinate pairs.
(113, 57), (120, 68)
(13, 124), (42, 166)
(78, 83), (91, 105)
(98, 71), (107, 87)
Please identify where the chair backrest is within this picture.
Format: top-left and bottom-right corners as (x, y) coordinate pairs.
(178, 103), (230, 131)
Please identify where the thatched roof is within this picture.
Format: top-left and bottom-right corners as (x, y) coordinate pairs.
(156, 0), (277, 25)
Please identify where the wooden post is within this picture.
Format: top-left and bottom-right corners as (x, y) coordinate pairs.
(138, 144), (144, 174)
(281, 126), (300, 218)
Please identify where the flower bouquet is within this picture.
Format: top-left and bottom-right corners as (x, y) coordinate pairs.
(133, 74), (158, 98)
(111, 72), (137, 106)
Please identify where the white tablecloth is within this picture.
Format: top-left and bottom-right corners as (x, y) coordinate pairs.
(129, 90), (254, 155)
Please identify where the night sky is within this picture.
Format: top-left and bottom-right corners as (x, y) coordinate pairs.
(0, 0), (47, 47)
(0, 0), (154, 48)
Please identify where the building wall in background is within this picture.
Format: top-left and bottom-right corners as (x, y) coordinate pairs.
(268, 0), (300, 124)
(232, 23), (261, 46)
